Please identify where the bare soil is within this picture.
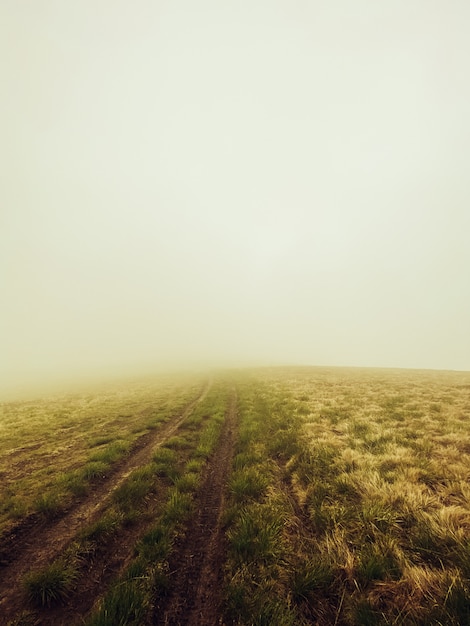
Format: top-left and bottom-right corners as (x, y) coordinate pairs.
(152, 389), (238, 626)
(0, 381), (211, 625)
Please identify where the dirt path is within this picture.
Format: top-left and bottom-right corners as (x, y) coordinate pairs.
(0, 380), (211, 624)
(153, 389), (238, 626)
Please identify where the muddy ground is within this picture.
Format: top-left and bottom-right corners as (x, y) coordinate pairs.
(153, 389), (237, 626)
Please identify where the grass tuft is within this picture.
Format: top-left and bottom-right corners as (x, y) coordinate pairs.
(290, 556), (334, 601)
(34, 492), (62, 519)
(228, 505), (285, 564)
(229, 467), (270, 502)
(85, 580), (147, 626)
(24, 560), (78, 607)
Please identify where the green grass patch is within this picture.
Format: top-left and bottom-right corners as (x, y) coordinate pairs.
(89, 440), (131, 465)
(229, 467), (270, 502)
(85, 579), (148, 626)
(24, 559), (78, 607)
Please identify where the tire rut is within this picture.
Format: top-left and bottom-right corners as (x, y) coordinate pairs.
(153, 388), (238, 626)
(0, 380), (211, 623)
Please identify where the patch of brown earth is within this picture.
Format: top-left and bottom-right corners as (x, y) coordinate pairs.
(153, 389), (238, 626)
(0, 380), (211, 625)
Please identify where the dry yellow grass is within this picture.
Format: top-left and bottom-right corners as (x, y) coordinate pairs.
(227, 367), (470, 625)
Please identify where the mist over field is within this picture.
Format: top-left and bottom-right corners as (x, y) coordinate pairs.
(2, 0), (470, 396)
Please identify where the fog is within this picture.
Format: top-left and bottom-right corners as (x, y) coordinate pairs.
(2, 1), (470, 396)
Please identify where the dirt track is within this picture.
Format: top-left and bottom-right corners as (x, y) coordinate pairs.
(153, 388), (238, 626)
(0, 381), (211, 624)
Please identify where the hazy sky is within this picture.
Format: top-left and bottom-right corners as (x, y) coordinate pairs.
(2, 0), (470, 392)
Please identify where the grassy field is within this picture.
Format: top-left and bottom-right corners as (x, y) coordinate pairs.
(1, 367), (470, 625)
(0, 374), (204, 535)
(224, 367), (470, 625)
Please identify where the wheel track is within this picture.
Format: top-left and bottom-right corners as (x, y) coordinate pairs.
(153, 388), (238, 626)
(0, 379), (212, 623)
